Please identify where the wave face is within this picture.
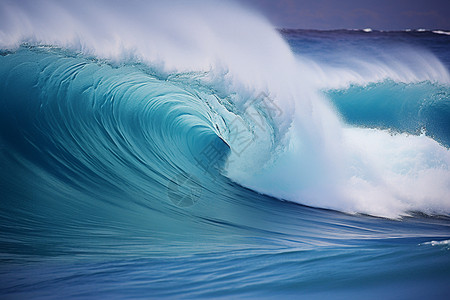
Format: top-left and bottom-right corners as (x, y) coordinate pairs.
(1, 1), (450, 299)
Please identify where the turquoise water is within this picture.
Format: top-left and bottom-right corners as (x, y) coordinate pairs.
(1, 2), (450, 299)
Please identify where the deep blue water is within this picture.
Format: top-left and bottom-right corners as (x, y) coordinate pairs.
(1, 6), (450, 299)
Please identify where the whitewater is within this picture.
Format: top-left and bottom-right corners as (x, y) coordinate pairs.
(1, 0), (449, 299)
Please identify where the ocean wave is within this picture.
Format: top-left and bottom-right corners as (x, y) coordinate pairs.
(1, 0), (450, 219)
(327, 80), (450, 147)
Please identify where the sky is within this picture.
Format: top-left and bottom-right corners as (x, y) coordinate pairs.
(237, 0), (450, 30)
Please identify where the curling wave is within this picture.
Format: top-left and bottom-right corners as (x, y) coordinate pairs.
(0, 0), (449, 222)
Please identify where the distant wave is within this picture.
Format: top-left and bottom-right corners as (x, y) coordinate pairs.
(433, 30), (450, 36)
(280, 28), (450, 35)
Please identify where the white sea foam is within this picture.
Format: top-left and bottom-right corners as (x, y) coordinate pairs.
(433, 30), (450, 36)
(422, 240), (450, 246)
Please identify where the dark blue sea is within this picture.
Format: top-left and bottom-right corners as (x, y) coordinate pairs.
(1, 1), (449, 299)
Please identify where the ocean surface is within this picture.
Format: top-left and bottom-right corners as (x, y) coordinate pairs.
(1, 1), (450, 299)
